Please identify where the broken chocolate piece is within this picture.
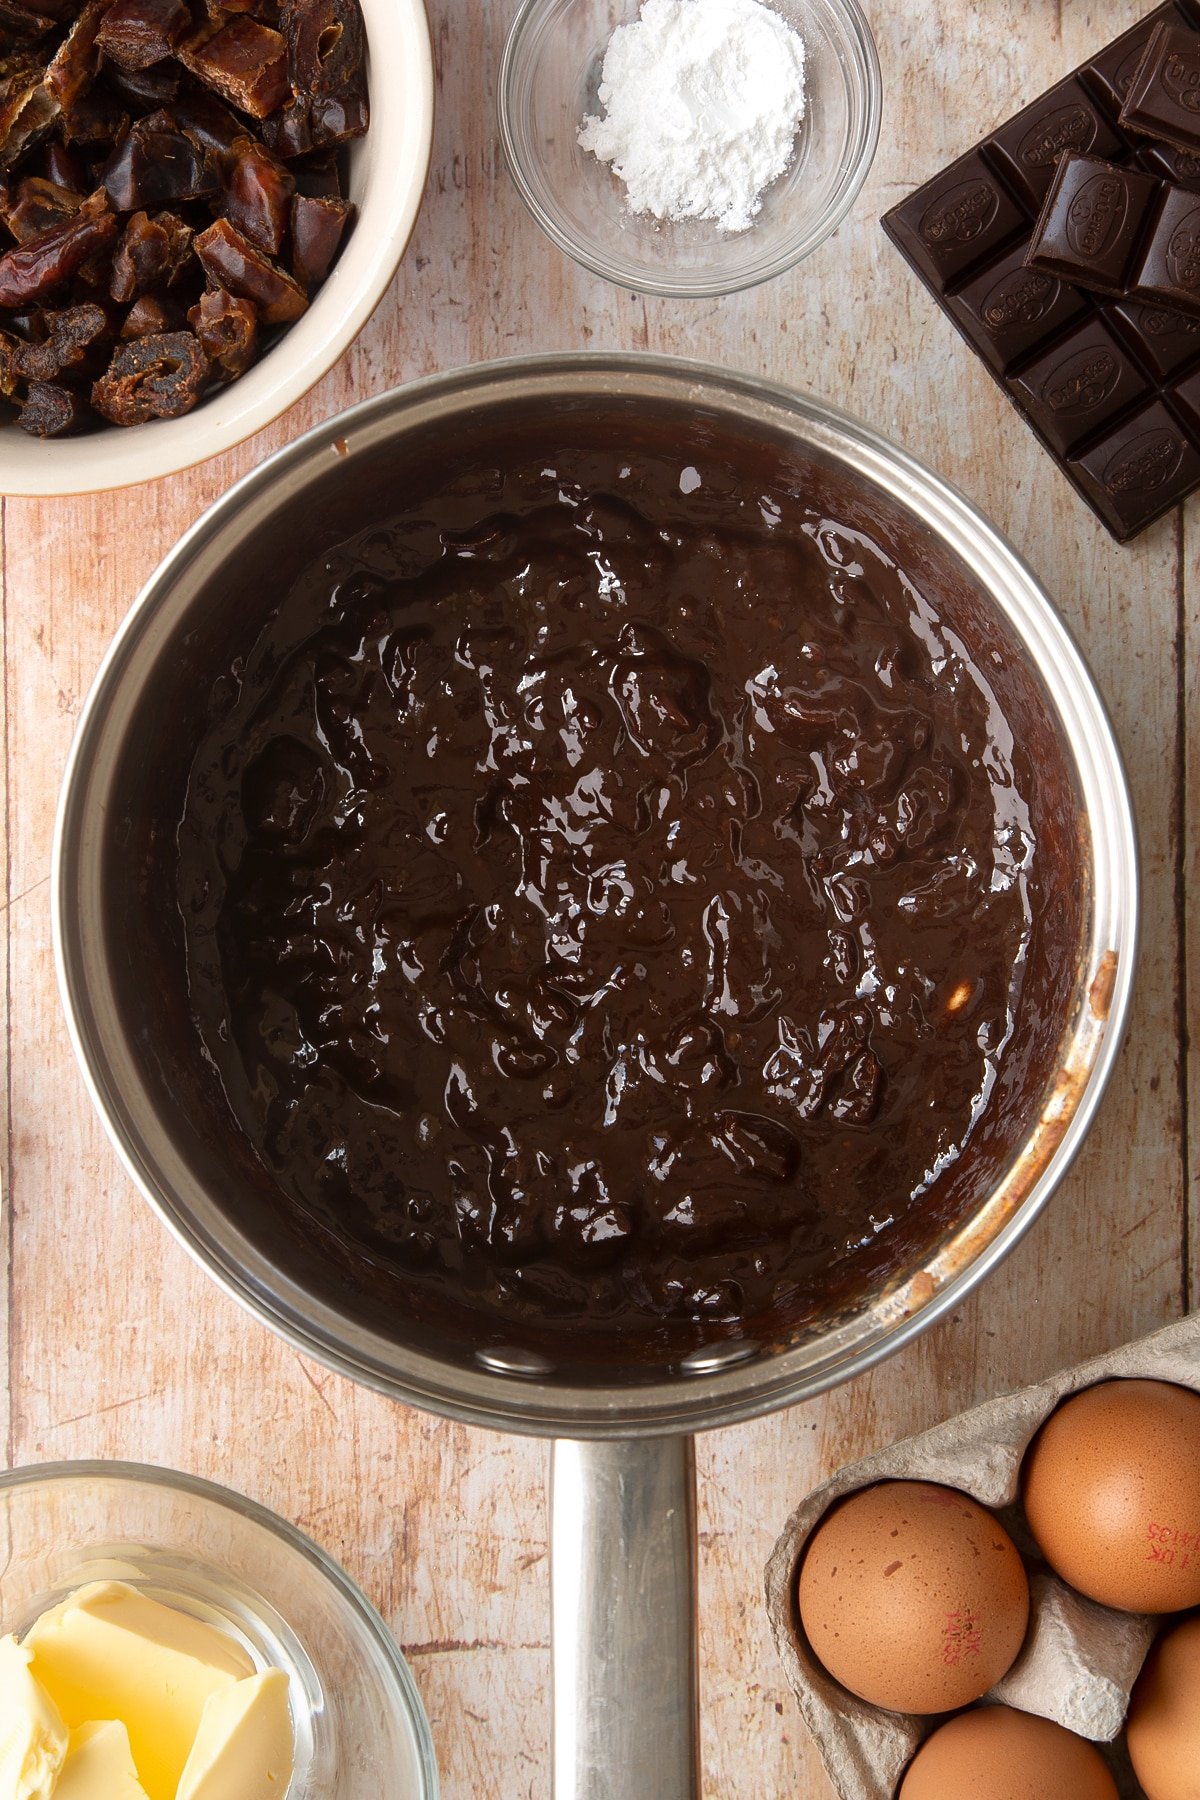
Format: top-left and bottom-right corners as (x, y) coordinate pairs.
(187, 281), (255, 374)
(1131, 182), (1200, 316)
(290, 188), (347, 285)
(18, 375), (86, 432)
(95, 0), (191, 71)
(0, 186), (114, 304)
(1120, 20), (1200, 152)
(194, 213), (304, 319)
(91, 323), (207, 418)
(109, 204), (192, 298)
(102, 121), (215, 208)
(1026, 154), (1163, 295)
(181, 17), (289, 119)
(222, 132), (292, 253)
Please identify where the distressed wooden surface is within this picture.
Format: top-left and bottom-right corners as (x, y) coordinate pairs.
(1, 2), (1195, 1795)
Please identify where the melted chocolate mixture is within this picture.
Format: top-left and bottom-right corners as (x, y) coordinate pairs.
(178, 443), (1049, 1358)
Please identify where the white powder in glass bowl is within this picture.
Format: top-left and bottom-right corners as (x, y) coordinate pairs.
(578, 0), (808, 234)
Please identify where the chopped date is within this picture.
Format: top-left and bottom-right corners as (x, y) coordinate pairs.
(0, 187), (115, 304)
(59, 84), (126, 142)
(121, 288), (179, 334)
(171, 86), (243, 154)
(5, 172), (80, 239)
(109, 206), (191, 299)
(40, 136), (84, 188)
(45, 0), (111, 112)
(0, 0), (364, 432)
(103, 57), (181, 106)
(3, 297), (110, 378)
(95, 0), (191, 71)
(188, 283), (255, 375)
(91, 326), (207, 420)
(290, 189), (348, 286)
(18, 375), (85, 432)
(194, 215), (305, 320)
(102, 121), (214, 209)
(0, 71), (60, 171)
(181, 17), (289, 119)
(222, 133), (292, 254)
(0, 0), (58, 38)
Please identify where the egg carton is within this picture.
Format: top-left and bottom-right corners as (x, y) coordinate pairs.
(764, 1313), (1200, 1800)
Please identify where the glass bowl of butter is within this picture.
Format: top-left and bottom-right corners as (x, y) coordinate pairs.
(0, 1461), (438, 1800)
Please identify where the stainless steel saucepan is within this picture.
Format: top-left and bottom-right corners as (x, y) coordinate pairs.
(54, 355), (1138, 1799)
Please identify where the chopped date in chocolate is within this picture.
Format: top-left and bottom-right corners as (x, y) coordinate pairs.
(96, 0), (193, 71)
(0, 0), (366, 433)
(91, 326), (208, 421)
(883, 0), (1200, 540)
(194, 215), (306, 321)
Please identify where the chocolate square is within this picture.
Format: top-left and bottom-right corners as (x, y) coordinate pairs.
(1084, 3), (1190, 117)
(987, 77), (1125, 211)
(883, 149), (1025, 291)
(1010, 319), (1150, 454)
(1170, 363), (1200, 428)
(1120, 21), (1200, 152)
(1069, 398), (1200, 537)
(1026, 154), (1161, 293)
(1131, 183), (1200, 312)
(947, 245), (1088, 375)
(1138, 139), (1200, 190)
(1108, 296), (1200, 374)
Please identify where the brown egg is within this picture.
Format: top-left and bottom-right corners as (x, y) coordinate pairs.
(796, 1480), (1029, 1713)
(1126, 1614), (1200, 1800)
(1022, 1379), (1200, 1612)
(897, 1706), (1119, 1799)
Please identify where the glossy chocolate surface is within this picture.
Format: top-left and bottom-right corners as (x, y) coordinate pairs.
(1120, 20), (1200, 151)
(1027, 154), (1163, 294)
(883, 0), (1200, 541)
(165, 417), (1082, 1365)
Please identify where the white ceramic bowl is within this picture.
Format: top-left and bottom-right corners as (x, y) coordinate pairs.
(0, 0), (434, 498)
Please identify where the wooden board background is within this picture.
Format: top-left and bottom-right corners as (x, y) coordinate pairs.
(2, 2), (1196, 1794)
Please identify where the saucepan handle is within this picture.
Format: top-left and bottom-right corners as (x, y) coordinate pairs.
(550, 1436), (699, 1800)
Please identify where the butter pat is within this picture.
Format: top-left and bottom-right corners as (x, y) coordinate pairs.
(178, 1672), (294, 1800)
(24, 1583), (253, 1800)
(53, 1722), (148, 1800)
(0, 1634), (67, 1800)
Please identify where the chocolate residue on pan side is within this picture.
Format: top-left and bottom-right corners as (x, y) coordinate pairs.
(176, 440), (1061, 1361)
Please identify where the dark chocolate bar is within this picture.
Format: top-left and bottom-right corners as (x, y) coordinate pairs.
(882, 0), (1200, 541)
(1026, 155), (1162, 295)
(1120, 20), (1200, 151)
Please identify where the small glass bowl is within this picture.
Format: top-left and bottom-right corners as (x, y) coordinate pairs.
(498, 0), (882, 298)
(0, 1462), (438, 1800)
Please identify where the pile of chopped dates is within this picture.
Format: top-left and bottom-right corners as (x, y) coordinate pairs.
(0, 0), (366, 434)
